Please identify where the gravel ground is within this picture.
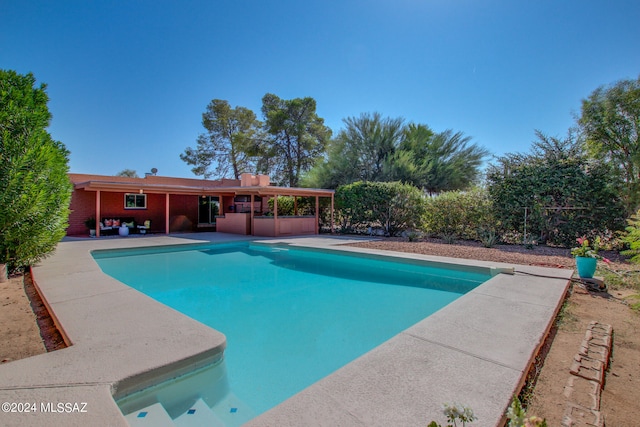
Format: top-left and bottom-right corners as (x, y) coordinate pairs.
(347, 237), (628, 271)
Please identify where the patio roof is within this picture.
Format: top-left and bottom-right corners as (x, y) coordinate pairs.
(72, 177), (334, 198)
(69, 173), (335, 238)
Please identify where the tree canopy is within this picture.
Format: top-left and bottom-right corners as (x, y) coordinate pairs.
(260, 93), (332, 187)
(0, 70), (72, 274)
(181, 97), (486, 193)
(181, 99), (261, 179)
(116, 169), (138, 178)
(303, 114), (487, 193)
(303, 112), (404, 188)
(579, 75), (640, 214)
(390, 126), (488, 195)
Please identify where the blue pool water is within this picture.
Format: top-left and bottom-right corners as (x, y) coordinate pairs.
(94, 242), (489, 418)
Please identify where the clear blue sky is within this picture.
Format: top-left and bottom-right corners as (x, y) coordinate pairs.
(2, 0), (639, 179)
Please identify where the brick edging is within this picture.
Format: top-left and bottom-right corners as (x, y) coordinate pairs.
(561, 321), (612, 427)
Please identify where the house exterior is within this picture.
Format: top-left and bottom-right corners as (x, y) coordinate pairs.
(67, 173), (334, 238)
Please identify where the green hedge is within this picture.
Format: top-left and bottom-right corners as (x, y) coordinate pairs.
(423, 188), (494, 241)
(335, 181), (426, 236)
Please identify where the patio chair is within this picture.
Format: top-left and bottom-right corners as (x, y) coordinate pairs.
(137, 220), (151, 234)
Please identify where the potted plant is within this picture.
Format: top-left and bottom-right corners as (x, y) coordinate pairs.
(571, 236), (610, 278)
(84, 217), (97, 237)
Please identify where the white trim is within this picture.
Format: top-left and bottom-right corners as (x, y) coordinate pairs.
(124, 193), (147, 209)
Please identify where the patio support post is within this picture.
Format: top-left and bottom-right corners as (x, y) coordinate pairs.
(96, 190), (101, 238)
(250, 194), (254, 236)
(165, 193), (170, 235)
(331, 194), (334, 234)
(315, 196), (319, 234)
(294, 196), (298, 216)
(274, 195), (278, 236)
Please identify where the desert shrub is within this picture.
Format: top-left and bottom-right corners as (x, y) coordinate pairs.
(479, 228), (499, 248)
(423, 188), (494, 241)
(0, 70), (72, 273)
(404, 229), (423, 242)
(507, 396), (547, 426)
(621, 209), (640, 263)
(500, 230), (525, 245)
(428, 403), (476, 426)
(487, 133), (624, 247)
(335, 181), (426, 236)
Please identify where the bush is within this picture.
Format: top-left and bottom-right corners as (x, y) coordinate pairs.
(0, 70), (72, 273)
(486, 133), (624, 247)
(335, 181), (426, 236)
(423, 188), (494, 241)
(479, 228), (498, 248)
(621, 209), (640, 263)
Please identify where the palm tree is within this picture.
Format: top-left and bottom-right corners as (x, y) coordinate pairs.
(393, 127), (488, 195)
(303, 112), (404, 188)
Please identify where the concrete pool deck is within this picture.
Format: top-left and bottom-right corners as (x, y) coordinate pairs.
(0, 234), (572, 426)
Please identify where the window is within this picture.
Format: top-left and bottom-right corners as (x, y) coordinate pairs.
(125, 193), (147, 209)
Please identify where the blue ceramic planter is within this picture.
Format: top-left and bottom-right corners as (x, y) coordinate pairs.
(576, 256), (597, 278)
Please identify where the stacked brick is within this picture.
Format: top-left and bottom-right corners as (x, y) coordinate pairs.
(561, 321), (612, 427)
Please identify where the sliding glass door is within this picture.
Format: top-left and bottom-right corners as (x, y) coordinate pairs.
(198, 196), (220, 225)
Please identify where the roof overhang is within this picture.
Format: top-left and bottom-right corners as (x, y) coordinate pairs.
(74, 180), (334, 198)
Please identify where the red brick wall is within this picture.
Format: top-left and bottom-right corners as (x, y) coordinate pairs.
(169, 195), (199, 233)
(99, 192), (168, 233)
(143, 194), (169, 233)
(67, 191), (211, 236)
(67, 189), (96, 236)
(67, 191), (202, 236)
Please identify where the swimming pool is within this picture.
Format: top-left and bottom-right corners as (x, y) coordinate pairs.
(94, 242), (490, 423)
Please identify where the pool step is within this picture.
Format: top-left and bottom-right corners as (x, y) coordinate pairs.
(125, 396), (251, 427)
(174, 398), (226, 427)
(209, 392), (256, 426)
(125, 402), (174, 427)
(125, 393), (256, 427)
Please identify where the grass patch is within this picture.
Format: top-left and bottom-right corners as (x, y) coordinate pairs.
(597, 265), (640, 312)
(556, 299), (578, 330)
(598, 265), (640, 292)
(624, 294), (640, 312)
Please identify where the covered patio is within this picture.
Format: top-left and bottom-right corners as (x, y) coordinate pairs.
(216, 184), (335, 237)
(68, 173), (334, 238)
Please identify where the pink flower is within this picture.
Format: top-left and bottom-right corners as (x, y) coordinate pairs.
(577, 237), (585, 245)
(602, 257), (611, 264)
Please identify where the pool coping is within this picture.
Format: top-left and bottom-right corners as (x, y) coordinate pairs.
(0, 234), (572, 426)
